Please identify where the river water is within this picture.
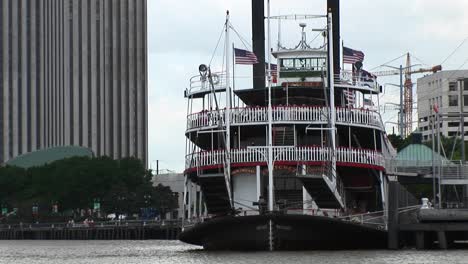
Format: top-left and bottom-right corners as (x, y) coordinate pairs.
(0, 240), (468, 264)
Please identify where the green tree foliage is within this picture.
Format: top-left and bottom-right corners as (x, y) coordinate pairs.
(423, 135), (468, 161)
(387, 133), (414, 151)
(0, 156), (177, 221)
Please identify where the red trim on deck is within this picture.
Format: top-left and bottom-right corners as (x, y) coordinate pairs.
(184, 161), (385, 174)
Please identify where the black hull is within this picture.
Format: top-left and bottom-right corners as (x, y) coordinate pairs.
(179, 214), (387, 250)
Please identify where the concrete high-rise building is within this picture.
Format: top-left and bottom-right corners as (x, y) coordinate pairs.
(417, 70), (468, 142)
(0, 0), (148, 166)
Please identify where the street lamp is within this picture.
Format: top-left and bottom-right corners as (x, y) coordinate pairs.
(143, 194), (152, 219)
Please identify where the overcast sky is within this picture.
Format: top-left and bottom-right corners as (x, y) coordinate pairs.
(148, 0), (468, 172)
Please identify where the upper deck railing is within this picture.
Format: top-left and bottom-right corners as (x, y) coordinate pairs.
(186, 106), (383, 132)
(186, 69), (379, 98)
(185, 146), (385, 172)
(186, 72), (227, 97)
(334, 70), (379, 93)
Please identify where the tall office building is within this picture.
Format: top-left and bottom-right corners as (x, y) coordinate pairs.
(0, 0), (148, 166)
(417, 70), (468, 142)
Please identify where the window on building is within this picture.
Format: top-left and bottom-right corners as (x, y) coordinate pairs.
(448, 122), (460, 127)
(448, 131), (458, 137)
(449, 82), (457, 91)
(465, 79), (468, 90)
(464, 95), (468, 106)
(449, 95), (458, 106)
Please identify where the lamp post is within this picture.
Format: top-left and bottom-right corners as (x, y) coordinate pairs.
(143, 194), (151, 219)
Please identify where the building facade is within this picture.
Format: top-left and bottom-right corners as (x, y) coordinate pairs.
(0, 0), (148, 165)
(152, 172), (204, 220)
(417, 70), (468, 142)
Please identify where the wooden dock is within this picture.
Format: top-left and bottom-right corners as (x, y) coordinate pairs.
(388, 181), (468, 249)
(0, 220), (181, 240)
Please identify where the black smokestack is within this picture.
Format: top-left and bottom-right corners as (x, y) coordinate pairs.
(252, 0), (265, 89)
(327, 0), (340, 75)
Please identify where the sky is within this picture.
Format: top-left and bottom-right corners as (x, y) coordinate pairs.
(148, 0), (468, 172)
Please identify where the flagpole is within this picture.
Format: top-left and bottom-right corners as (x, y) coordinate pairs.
(267, 0), (274, 213)
(341, 40), (344, 74)
(224, 10), (233, 208)
(327, 10), (337, 187)
(232, 43), (236, 107)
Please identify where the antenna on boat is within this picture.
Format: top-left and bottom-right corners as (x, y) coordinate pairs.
(277, 17), (282, 50)
(266, 0), (274, 213)
(326, 9), (338, 190)
(224, 10), (234, 209)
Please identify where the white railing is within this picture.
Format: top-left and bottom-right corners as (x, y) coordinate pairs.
(185, 146), (385, 171)
(186, 72), (227, 97)
(186, 106), (383, 131)
(335, 71), (379, 92)
(387, 159), (468, 180)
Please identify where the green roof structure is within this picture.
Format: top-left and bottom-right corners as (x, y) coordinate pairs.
(396, 144), (451, 167)
(5, 146), (94, 169)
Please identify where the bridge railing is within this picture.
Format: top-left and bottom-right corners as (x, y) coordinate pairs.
(386, 159), (468, 180)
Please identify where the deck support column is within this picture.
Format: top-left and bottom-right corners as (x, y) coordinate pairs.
(188, 181), (192, 220)
(256, 165), (261, 205)
(388, 181), (399, 249)
(437, 231), (447, 249)
(415, 231), (425, 250)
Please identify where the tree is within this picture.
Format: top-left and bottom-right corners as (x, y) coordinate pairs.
(0, 156), (177, 222)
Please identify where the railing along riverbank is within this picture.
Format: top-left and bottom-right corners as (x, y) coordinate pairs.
(0, 220), (182, 240)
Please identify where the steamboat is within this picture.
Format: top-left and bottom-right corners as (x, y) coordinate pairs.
(180, 0), (396, 250)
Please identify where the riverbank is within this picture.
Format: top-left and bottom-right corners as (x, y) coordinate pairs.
(0, 220), (181, 240)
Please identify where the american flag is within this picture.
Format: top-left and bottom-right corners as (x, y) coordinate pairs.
(234, 48), (259, 65)
(343, 46), (364, 64)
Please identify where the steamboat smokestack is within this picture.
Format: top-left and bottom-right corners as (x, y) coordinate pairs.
(327, 0), (340, 75)
(251, 0), (265, 89)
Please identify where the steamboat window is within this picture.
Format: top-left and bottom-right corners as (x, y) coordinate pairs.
(281, 59), (294, 69)
(280, 58), (325, 72)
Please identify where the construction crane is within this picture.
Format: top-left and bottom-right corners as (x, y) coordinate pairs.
(372, 53), (442, 138)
